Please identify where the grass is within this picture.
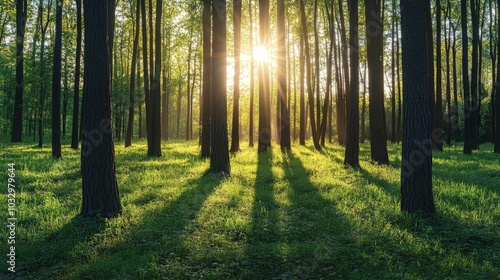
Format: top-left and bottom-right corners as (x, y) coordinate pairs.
(0, 138), (499, 279)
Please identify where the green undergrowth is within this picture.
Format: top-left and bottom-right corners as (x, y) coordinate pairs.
(0, 138), (498, 279)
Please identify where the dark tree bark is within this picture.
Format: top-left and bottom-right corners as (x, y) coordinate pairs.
(210, 0), (230, 174)
(444, 0), (452, 145)
(462, 0), (473, 154)
(400, 0), (435, 214)
(451, 22), (460, 141)
(11, 0), (27, 142)
(390, 0), (396, 143)
(140, 0), (151, 144)
(249, 0), (255, 147)
(425, 0), (436, 147)
(149, 0), (162, 156)
(230, 0), (242, 152)
(278, 0), (290, 150)
(202, 0), (212, 156)
(108, 0), (116, 91)
(38, 0), (52, 149)
(81, 0), (121, 217)
(396, 7), (402, 142)
(344, 0), (359, 167)
(125, 0), (140, 148)
(361, 64), (367, 143)
(300, 0), (321, 151)
(321, 0), (334, 146)
(51, 0), (63, 158)
(491, 0), (497, 142)
(366, 0), (389, 164)
(258, 0), (271, 152)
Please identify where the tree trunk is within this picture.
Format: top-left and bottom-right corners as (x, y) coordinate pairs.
(470, 0), (480, 150)
(51, 0), (63, 158)
(344, 0), (359, 167)
(202, 0), (212, 156)
(149, 0), (163, 156)
(495, 0), (500, 153)
(278, 0), (290, 150)
(366, 0), (389, 164)
(210, 0), (230, 174)
(425, 0), (436, 148)
(434, 0), (444, 150)
(444, 0), (452, 145)
(390, 0), (396, 143)
(81, 0), (121, 217)
(258, 0), (271, 152)
(231, 0), (242, 152)
(299, 32), (306, 145)
(452, 22), (460, 141)
(125, 0), (140, 148)
(11, 0), (27, 142)
(248, 0), (255, 147)
(400, 0), (435, 214)
(462, 0), (473, 154)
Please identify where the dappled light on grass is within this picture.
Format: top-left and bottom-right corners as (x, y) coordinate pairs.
(0, 139), (498, 278)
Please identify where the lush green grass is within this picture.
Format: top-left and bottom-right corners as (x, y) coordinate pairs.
(0, 138), (499, 279)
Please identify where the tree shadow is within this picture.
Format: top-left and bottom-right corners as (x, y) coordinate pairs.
(280, 150), (357, 278)
(244, 149), (284, 277)
(357, 166), (400, 199)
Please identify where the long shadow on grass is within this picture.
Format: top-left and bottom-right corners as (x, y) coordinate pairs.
(72, 170), (223, 279)
(357, 167), (400, 199)
(243, 149), (283, 277)
(17, 216), (107, 277)
(280, 150), (358, 278)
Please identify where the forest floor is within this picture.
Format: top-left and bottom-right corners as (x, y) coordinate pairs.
(0, 138), (499, 279)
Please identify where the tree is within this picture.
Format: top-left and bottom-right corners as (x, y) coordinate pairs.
(366, 0), (389, 164)
(230, 0), (242, 152)
(469, 0), (480, 150)
(435, 0), (444, 151)
(11, 0), (27, 142)
(125, 0), (141, 148)
(210, 0), (230, 174)
(71, 0), (82, 150)
(81, 0), (121, 217)
(51, 0), (63, 158)
(344, 0), (359, 167)
(495, 0), (500, 153)
(249, 0), (255, 147)
(149, 0), (163, 157)
(201, 0), (211, 157)
(277, 0), (290, 150)
(258, 0), (271, 152)
(462, 0), (472, 154)
(400, 0), (435, 214)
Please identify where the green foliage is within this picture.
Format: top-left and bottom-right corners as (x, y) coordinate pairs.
(0, 139), (498, 279)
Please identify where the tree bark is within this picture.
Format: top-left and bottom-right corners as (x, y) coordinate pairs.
(366, 0), (389, 164)
(258, 0), (271, 152)
(11, 0), (27, 142)
(210, 0), (230, 174)
(81, 0), (121, 217)
(400, 0), (435, 214)
(51, 0), (63, 158)
(201, 0), (212, 156)
(230, 0), (242, 152)
(278, 0), (290, 150)
(344, 0), (359, 167)
(462, 0), (473, 154)
(149, 0), (162, 156)
(495, 0), (500, 153)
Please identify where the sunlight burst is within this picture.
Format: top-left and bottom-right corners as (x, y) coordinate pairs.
(254, 46), (271, 63)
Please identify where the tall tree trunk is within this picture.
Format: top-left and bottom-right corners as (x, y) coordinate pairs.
(495, 0), (500, 153)
(211, 0), (230, 174)
(400, 0), (435, 214)
(125, 0), (140, 148)
(361, 64), (367, 143)
(299, 31), (306, 145)
(491, 0), (497, 142)
(38, 0), (52, 149)
(201, 0), (212, 156)
(81, 0), (121, 217)
(278, 0), (290, 150)
(149, 0), (162, 156)
(452, 23), (460, 141)
(52, 0), (63, 158)
(108, 0), (116, 92)
(462, 0), (473, 154)
(71, 0), (82, 149)
(344, 0), (359, 167)
(11, 0), (27, 142)
(321, 0), (334, 146)
(425, 0), (436, 148)
(231, 0), (242, 152)
(470, 0), (480, 150)
(444, 0), (452, 145)
(300, 0), (321, 151)
(390, 0), (396, 143)
(258, 0), (271, 152)
(366, 0), (389, 164)
(396, 7), (402, 142)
